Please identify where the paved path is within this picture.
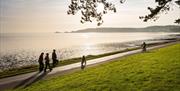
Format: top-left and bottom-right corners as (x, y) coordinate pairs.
(0, 42), (178, 90)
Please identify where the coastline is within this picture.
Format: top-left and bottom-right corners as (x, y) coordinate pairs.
(0, 37), (179, 79)
(0, 40), (179, 91)
(1, 32), (179, 71)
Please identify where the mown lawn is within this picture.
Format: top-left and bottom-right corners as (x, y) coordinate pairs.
(13, 43), (180, 91)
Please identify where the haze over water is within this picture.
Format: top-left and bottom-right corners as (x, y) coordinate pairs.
(0, 32), (179, 71)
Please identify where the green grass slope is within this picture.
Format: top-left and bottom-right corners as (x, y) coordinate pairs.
(14, 44), (180, 91)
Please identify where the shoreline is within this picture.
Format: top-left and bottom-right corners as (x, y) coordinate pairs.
(0, 38), (179, 79)
(0, 40), (179, 91)
(0, 33), (179, 71)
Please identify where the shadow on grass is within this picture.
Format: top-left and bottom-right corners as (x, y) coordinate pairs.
(23, 72), (49, 88)
(14, 71), (49, 89)
(14, 72), (39, 89)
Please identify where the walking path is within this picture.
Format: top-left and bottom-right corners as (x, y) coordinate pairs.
(0, 42), (178, 90)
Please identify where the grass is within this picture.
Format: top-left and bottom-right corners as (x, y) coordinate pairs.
(12, 43), (180, 91)
(0, 47), (140, 79)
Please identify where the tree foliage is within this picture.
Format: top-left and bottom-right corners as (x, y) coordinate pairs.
(67, 0), (180, 25)
(140, 0), (180, 24)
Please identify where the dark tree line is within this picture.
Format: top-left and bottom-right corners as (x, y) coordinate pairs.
(67, 0), (180, 26)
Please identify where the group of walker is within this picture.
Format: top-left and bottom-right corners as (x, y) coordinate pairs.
(38, 49), (87, 72)
(38, 42), (146, 72)
(38, 49), (58, 72)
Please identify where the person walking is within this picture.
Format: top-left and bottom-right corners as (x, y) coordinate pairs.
(38, 52), (44, 72)
(81, 55), (86, 69)
(44, 53), (52, 72)
(142, 42), (147, 52)
(52, 49), (58, 67)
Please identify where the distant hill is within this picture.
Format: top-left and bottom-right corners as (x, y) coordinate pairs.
(71, 25), (180, 33)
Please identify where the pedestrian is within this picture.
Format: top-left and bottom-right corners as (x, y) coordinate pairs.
(52, 49), (58, 67)
(38, 52), (44, 72)
(81, 55), (86, 69)
(44, 53), (52, 72)
(142, 42), (147, 52)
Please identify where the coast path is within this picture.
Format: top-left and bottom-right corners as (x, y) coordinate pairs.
(0, 42), (178, 91)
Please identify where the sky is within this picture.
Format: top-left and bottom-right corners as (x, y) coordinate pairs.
(0, 0), (179, 33)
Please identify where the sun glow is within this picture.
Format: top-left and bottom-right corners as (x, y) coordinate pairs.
(97, 3), (104, 13)
(81, 33), (90, 38)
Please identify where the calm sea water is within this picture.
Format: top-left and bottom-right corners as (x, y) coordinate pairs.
(0, 32), (179, 71)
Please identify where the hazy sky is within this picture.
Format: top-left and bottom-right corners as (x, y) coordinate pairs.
(0, 0), (179, 33)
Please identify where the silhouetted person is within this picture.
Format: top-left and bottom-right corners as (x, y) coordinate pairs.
(81, 55), (86, 69)
(52, 49), (58, 67)
(38, 53), (44, 72)
(142, 42), (147, 52)
(44, 53), (52, 72)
